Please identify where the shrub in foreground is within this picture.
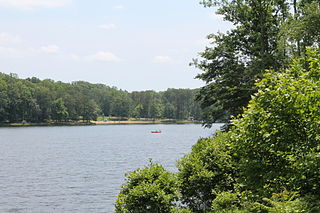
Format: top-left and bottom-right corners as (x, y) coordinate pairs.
(177, 132), (235, 212)
(231, 49), (320, 197)
(211, 191), (313, 213)
(115, 162), (179, 213)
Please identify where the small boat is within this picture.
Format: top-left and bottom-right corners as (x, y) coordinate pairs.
(151, 130), (162, 133)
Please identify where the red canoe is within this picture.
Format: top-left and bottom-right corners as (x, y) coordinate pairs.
(151, 130), (162, 133)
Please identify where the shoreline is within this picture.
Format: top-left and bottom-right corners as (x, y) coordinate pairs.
(92, 120), (201, 125)
(0, 122), (95, 127)
(0, 120), (202, 127)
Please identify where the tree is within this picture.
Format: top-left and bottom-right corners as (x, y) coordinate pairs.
(130, 104), (143, 118)
(177, 133), (235, 212)
(149, 98), (163, 119)
(33, 86), (53, 122)
(163, 102), (175, 119)
(51, 98), (68, 122)
(194, 0), (289, 126)
(231, 48), (320, 197)
(162, 89), (199, 120)
(77, 96), (100, 122)
(0, 77), (8, 122)
(0, 72), (203, 123)
(115, 162), (179, 213)
(110, 92), (131, 118)
(280, 1), (320, 58)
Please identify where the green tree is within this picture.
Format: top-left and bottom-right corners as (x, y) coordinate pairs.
(177, 132), (235, 212)
(0, 77), (8, 122)
(130, 104), (143, 118)
(194, 0), (289, 126)
(162, 89), (199, 120)
(0, 72), (203, 123)
(115, 162), (179, 213)
(210, 191), (313, 213)
(34, 86), (52, 122)
(110, 92), (131, 118)
(6, 79), (35, 122)
(231, 49), (320, 197)
(163, 102), (175, 119)
(149, 98), (163, 119)
(51, 98), (68, 122)
(280, 1), (320, 57)
(77, 97), (100, 122)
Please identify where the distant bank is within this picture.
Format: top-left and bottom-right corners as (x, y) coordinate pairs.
(0, 119), (202, 127)
(92, 120), (202, 125)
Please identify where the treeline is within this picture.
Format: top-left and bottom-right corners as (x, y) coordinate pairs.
(0, 72), (201, 123)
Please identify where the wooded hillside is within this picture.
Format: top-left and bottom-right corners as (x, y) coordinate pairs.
(0, 73), (202, 123)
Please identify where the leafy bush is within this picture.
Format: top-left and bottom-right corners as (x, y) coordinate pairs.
(231, 48), (320, 197)
(211, 191), (313, 213)
(115, 161), (179, 213)
(211, 191), (243, 212)
(177, 132), (235, 212)
(260, 191), (308, 213)
(170, 207), (193, 213)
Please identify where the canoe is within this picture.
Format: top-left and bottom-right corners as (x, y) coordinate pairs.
(151, 130), (162, 133)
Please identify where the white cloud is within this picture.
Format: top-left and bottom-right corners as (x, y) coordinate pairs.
(0, 46), (20, 57)
(40, 45), (60, 53)
(153, 56), (172, 63)
(88, 51), (122, 62)
(113, 5), (124, 9)
(69, 54), (80, 61)
(0, 46), (36, 57)
(0, 33), (22, 43)
(0, 0), (72, 10)
(99, 24), (116, 30)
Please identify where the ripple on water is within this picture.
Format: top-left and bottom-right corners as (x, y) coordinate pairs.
(0, 124), (221, 212)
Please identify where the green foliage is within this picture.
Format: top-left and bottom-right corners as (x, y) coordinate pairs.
(195, 0), (320, 126)
(211, 191), (312, 213)
(170, 208), (193, 213)
(0, 78), (9, 122)
(211, 191), (243, 212)
(51, 98), (68, 121)
(177, 132), (235, 212)
(231, 48), (320, 197)
(0, 72), (202, 123)
(195, 0), (289, 126)
(115, 50), (320, 213)
(130, 89), (201, 120)
(260, 191), (308, 213)
(280, 1), (320, 57)
(110, 93), (131, 118)
(210, 191), (265, 213)
(115, 162), (179, 213)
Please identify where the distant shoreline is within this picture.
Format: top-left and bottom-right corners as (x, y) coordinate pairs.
(92, 120), (202, 125)
(0, 120), (202, 127)
(0, 122), (95, 127)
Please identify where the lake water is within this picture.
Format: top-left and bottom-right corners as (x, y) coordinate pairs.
(0, 124), (222, 213)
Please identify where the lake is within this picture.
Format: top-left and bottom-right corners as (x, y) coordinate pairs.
(0, 124), (222, 213)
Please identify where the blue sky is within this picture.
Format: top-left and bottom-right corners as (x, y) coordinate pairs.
(0, 0), (232, 91)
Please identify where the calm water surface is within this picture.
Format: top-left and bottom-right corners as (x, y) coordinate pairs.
(0, 124), (222, 213)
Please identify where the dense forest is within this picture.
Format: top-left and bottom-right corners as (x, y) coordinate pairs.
(115, 0), (320, 212)
(0, 72), (202, 123)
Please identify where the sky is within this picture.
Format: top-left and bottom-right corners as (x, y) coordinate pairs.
(0, 0), (232, 91)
